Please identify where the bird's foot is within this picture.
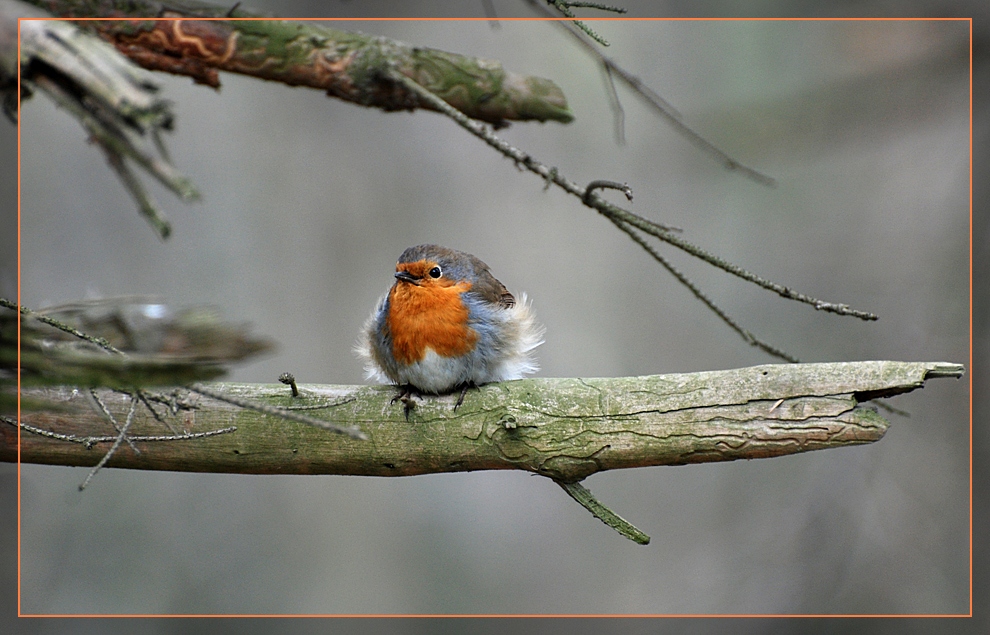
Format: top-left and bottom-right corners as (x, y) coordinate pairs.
(453, 382), (478, 411)
(390, 384), (421, 421)
(391, 383), (479, 420)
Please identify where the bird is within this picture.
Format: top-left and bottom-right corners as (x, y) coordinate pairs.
(357, 244), (543, 416)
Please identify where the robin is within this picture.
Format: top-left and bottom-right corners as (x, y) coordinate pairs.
(357, 244), (543, 416)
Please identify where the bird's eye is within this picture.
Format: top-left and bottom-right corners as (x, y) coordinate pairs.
(429, 266), (442, 279)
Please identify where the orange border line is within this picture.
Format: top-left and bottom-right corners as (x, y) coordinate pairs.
(11, 612), (978, 619)
(13, 613), (979, 619)
(16, 14), (22, 623)
(15, 15), (973, 620)
(967, 16), (974, 620)
(15, 16), (974, 21)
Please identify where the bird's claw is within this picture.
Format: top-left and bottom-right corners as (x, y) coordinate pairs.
(453, 382), (477, 411)
(391, 385), (419, 421)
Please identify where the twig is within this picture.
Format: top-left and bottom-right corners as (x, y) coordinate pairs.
(188, 383), (367, 440)
(78, 393), (138, 490)
(32, 75), (198, 202)
(19, 18), (196, 239)
(98, 140), (172, 240)
(2, 414), (236, 446)
(608, 218), (799, 362)
(545, 1), (628, 46)
(387, 70), (878, 352)
(1, 297), (123, 355)
(87, 389), (140, 453)
(583, 179), (633, 204)
(525, 0), (776, 187)
(278, 372), (299, 397)
(556, 479), (650, 545)
(139, 388), (196, 417)
(135, 388), (182, 433)
(601, 63), (626, 144)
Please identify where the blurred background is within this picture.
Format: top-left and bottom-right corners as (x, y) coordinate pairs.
(0, 0), (980, 632)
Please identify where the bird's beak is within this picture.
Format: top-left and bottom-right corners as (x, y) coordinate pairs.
(394, 270), (420, 285)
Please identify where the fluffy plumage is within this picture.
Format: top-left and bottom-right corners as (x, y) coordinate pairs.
(357, 245), (543, 394)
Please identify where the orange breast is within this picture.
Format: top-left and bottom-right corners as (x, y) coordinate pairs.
(387, 281), (478, 365)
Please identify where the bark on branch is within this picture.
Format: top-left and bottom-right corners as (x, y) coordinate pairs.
(23, 0), (574, 125)
(4, 360), (962, 544)
(4, 361), (963, 480)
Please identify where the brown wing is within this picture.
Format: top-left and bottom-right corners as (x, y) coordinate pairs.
(464, 252), (515, 309)
(496, 284), (516, 309)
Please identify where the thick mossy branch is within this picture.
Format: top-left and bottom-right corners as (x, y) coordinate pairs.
(24, 0), (573, 125)
(3, 361), (962, 480)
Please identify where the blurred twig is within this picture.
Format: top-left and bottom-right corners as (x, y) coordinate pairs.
(525, 0), (776, 186)
(544, 1), (628, 46)
(1, 296), (365, 488)
(15, 16), (197, 238)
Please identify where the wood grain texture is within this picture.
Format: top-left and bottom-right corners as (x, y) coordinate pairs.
(3, 361), (963, 482)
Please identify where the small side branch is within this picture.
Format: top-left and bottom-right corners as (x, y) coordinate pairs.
(77, 393), (138, 490)
(2, 415), (236, 447)
(607, 219), (799, 362)
(0, 297), (122, 355)
(557, 479), (650, 544)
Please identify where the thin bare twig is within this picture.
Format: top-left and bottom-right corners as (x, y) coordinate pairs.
(556, 479), (650, 545)
(98, 140), (172, 239)
(1, 297), (123, 355)
(2, 414), (236, 447)
(526, 0), (776, 187)
(608, 218), (799, 362)
(78, 394), (139, 490)
(19, 17), (198, 239)
(545, 1), (628, 46)
(87, 389), (141, 453)
(583, 179), (633, 203)
(188, 383), (367, 440)
(601, 63), (626, 144)
(387, 70), (878, 333)
(278, 372), (299, 397)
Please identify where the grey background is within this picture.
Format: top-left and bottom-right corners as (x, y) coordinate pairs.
(0, 0), (980, 632)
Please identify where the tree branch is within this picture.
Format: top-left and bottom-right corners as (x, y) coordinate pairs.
(4, 360), (962, 542)
(11, 11), (195, 238)
(24, 0), (574, 126)
(5, 361), (962, 478)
